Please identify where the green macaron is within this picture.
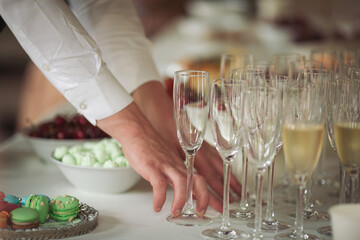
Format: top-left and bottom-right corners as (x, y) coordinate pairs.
(10, 207), (39, 229)
(25, 194), (49, 224)
(50, 195), (79, 221)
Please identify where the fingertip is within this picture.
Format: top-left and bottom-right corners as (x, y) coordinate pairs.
(150, 177), (167, 214)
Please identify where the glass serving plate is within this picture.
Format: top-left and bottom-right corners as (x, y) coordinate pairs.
(0, 202), (98, 239)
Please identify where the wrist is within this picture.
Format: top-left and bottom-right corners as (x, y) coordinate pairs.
(97, 102), (151, 143)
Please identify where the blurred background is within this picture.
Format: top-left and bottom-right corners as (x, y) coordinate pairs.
(0, 0), (359, 142)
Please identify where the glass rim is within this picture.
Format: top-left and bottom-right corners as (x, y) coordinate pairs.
(212, 78), (247, 86)
(174, 70), (209, 77)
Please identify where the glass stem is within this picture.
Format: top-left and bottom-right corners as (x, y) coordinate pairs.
(304, 175), (314, 214)
(254, 169), (265, 240)
(240, 148), (249, 210)
(221, 159), (232, 231)
(183, 153), (195, 214)
(339, 163), (346, 204)
(265, 161), (275, 222)
(350, 173), (359, 203)
(294, 182), (306, 239)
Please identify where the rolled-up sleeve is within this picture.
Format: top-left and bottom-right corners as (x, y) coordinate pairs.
(68, 0), (160, 94)
(0, 0), (133, 125)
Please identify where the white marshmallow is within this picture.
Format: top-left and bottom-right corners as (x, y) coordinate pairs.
(53, 146), (68, 160)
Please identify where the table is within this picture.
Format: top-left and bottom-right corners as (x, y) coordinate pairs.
(0, 133), (339, 240)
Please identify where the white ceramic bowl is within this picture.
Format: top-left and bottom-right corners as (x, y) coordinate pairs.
(50, 153), (141, 194)
(23, 133), (100, 164)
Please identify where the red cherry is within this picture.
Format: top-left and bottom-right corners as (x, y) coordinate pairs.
(54, 115), (66, 126)
(56, 130), (67, 139)
(78, 116), (89, 125)
(74, 129), (86, 139)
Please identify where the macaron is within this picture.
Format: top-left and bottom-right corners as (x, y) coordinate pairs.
(10, 207), (39, 229)
(50, 195), (79, 221)
(0, 201), (19, 213)
(0, 211), (9, 228)
(4, 194), (20, 205)
(21, 194), (50, 206)
(25, 195), (49, 224)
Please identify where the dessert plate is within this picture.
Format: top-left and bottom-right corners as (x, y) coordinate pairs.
(0, 202), (98, 239)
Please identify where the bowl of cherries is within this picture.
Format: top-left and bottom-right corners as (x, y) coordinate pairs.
(23, 114), (109, 163)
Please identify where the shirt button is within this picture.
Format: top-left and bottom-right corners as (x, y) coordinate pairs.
(79, 102), (87, 110)
(42, 64), (50, 72)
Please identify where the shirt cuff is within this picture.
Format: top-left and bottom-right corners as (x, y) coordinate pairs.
(63, 65), (133, 125)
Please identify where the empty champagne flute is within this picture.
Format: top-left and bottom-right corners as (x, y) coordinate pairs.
(275, 82), (325, 240)
(242, 87), (282, 239)
(167, 70), (211, 226)
(261, 75), (292, 232)
(202, 79), (250, 239)
(229, 68), (258, 220)
(220, 53), (254, 80)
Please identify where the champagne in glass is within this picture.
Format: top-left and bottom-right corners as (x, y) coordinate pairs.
(334, 122), (360, 172)
(275, 82), (325, 240)
(333, 78), (360, 203)
(167, 70), (211, 226)
(202, 79), (250, 239)
(271, 53), (305, 198)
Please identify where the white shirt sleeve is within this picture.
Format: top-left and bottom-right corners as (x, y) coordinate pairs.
(0, 0), (134, 125)
(68, 0), (161, 94)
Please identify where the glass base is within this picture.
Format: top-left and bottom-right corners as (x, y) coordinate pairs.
(202, 227), (250, 239)
(166, 212), (212, 226)
(317, 225), (332, 237)
(275, 231), (323, 240)
(247, 219), (291, 233)
(288, 210), (329, 222)
(230, 209), (254, 220)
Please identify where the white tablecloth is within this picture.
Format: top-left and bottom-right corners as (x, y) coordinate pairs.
(0, 134), (338, 239)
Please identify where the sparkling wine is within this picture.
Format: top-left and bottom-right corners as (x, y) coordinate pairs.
(282, 124), (324, 182)
(334, 122), (360, 174)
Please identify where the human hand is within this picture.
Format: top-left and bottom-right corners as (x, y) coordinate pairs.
(97, 102), (211, 216)
(132, 81), (242, 211)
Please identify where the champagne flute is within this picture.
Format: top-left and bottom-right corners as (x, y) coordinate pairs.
(317, 78), (348, 237)
(275, 82), (325, 240)
(271, 53), (305, 197)
(295, 61), (330, 221)
(220, 53), (254, 80)
(167, 70), (211, 226)
(202, 79), (250, 239)
(242, 87), (282, 239)
(261, 75), (292, 232)
(229, 68), (260, 220)
(332, 78), (360, 202)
